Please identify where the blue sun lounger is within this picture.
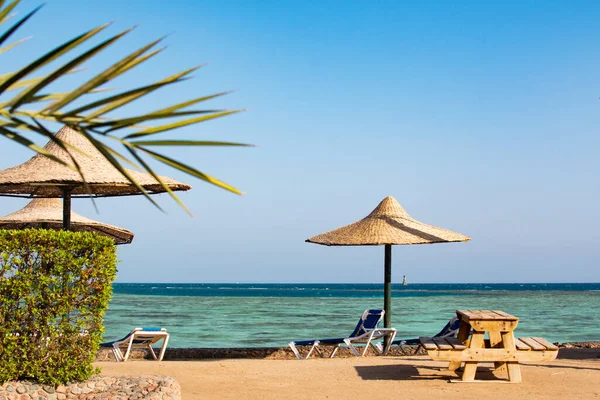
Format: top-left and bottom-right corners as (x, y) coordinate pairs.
(288, 309), (397, 360)
(100, 327), (170, 362)
(392, 316), (461, 355)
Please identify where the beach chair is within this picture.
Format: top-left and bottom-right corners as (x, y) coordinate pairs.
(100, 327), (170, 362)
(391, 316), (461, 355)
(288, 309), (396, 360)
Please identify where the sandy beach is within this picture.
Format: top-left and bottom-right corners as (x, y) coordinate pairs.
(97, 348), (600, 399)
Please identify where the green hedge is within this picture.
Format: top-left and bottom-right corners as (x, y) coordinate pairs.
(0, 229), (117, 385)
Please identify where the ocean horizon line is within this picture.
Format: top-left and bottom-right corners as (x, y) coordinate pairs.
(113, 281), (600, 285)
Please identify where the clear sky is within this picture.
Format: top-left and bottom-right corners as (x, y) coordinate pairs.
(1, 0), (599, 283)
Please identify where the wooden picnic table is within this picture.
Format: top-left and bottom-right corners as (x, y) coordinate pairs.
(420, 309), (559, 383)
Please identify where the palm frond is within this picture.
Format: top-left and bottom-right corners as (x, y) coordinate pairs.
(0, 0), (251, 204)
(0, 35), (30, 55)
(123, 110), (241, 138)
(0, 1), (24, 29)
(8, 28), (134, 110)
(137, 146), (243, 195)
(130, 140), (254, 147)
(0, 22), (110, 94)
(2, 67), (85, 91)
(43, 34), (162, 113)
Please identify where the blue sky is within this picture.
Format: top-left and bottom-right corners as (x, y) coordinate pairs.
(1, 0), (599, 283)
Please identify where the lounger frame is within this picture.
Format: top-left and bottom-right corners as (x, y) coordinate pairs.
(289, 310), (397, 360)
(107, 328), (170, 362)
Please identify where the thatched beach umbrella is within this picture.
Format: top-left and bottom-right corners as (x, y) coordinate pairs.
(306, 196), (470, 329)
(0, 198), (134, 245)
(0, 126), (191, 229)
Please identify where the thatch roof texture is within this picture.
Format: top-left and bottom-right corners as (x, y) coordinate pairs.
(0, 126), (191, 197)
(0, 198), (134, 244)
(306, 196), (471, 246)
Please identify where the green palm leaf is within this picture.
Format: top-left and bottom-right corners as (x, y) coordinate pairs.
(1, 67), (84, 91)
(43, 35), (163, 113)
(123, 110), (241, 138)
(0, 36), (30, 55)
(137, 146), (243, 195)
(8, 28), (134, 110)
(123, 144), (191, 214)
(62, 65), (193, 119)
(0, 0), (251, 203)
(0, 6), (39, 50)
(0, 23), (110, 94)
(131, 140), (254, 147)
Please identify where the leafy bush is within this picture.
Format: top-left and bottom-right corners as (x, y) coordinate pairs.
(0, 229), (117, 385)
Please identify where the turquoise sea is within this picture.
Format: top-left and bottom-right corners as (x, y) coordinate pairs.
(103, 283), (600, 348)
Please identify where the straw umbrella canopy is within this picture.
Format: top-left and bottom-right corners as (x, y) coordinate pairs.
(0, 198), (134, 245)
(0, 126), (191, 229)
(306, 196), (471, 329)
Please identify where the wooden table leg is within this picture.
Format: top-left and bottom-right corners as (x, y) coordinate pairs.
(500, 331), (522, 383)
(488, 330), (507, 375)
(461, 331), (485, 382)
(448, 320), (471, 371)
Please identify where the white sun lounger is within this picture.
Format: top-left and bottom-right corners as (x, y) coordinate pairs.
(289, 309), (397, 359)
(100, 327), (170, 362)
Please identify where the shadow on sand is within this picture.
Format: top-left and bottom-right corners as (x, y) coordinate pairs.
(557, 348), (600, 361)
(354, 364), (422, 381)
(353, 364), (497, 381)
(355, 355), (600, 382)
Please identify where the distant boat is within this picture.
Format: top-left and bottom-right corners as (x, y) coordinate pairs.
(402, 275), (408, 286)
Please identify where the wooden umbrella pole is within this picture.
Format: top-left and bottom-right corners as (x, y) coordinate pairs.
(62, 188), (73, 230)
(384, 244), (392, 328)
(383, 244), (393, 348)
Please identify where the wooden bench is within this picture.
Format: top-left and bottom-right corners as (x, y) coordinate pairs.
(513, 336), (559, 361)
(420, 336), (559, 363)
